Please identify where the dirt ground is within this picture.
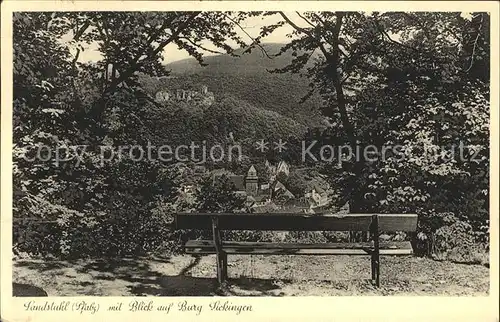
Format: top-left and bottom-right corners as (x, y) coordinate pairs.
(12, 254), (489, 296)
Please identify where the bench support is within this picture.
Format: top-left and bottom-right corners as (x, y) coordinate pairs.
(211, 216), (227, 283)
(371, 215), (380, 287)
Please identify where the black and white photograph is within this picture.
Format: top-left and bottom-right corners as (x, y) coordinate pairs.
(2, 3), (496, 305)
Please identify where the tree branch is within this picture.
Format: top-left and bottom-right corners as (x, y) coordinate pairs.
(178, 37), (226, 55)
(311, 13), (327, 26)
(223, 13), (272, 59)
(401, 12), (431, 41)
(278, 12), (351, 133)
(71, 48), (80, 67)
(278, 12), (331, 60)
(73, 20), (90, 41)
(466, 13), (484, 72)
(373, 19), (429, 55)
(283, 11), (355, 146)
(296, 12), (316, 28)
(329, 13), (356, 147)
(103, 12), (200, 96)
(279, 12), (315, 38)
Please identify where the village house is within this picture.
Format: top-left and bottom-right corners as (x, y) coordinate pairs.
(213, 165), (272, 207)
(266, 160), (290, 181)
(212, 161), (331, 210)
(305, 183), (330, 208)
(271, 180), (295, 200)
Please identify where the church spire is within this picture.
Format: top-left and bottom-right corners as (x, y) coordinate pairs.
(246, 165), (258, 196)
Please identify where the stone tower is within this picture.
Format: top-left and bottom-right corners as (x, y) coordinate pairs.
(245, 165), (258, 196)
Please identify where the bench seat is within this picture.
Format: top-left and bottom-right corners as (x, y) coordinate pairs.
(185, 240), (413, 256)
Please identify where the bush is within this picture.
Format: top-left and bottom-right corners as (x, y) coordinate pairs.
(13, 220), (64, 257)
(283, 231), (350, 243)
(432, 220), (489, 265)
(13, 199), (179, 259)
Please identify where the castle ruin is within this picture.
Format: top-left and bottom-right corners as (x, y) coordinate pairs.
(155, 85), (214, 107)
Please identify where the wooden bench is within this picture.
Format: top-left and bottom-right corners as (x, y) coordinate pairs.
(174, 212), (418, 287)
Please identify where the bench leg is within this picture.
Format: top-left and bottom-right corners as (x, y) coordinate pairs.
(221, 252), (228, 281)
(215, 252), (227, 284)
(214, 252), (222, 284)
(216, 253), (228, 283)
(376, 258), (380, 287)
(371, 215), (380, 287)
(371, 255), (376, 283)
(371, 254), (380, 287)
(216, 252), (228, 283)
(212, 217), (225, 285)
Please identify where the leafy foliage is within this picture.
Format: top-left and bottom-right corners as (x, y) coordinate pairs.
(12, 11), (490, 262)
(276, 171), (308, 197)
(12, 12), (253, 258)
(195, 175), (246, 213)
(247, 11), (490, 256)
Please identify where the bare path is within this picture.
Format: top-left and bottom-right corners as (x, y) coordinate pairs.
(13, 255), (489, 296)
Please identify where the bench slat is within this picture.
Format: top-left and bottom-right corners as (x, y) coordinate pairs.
(187, 248), (413, 255)
(175, 213), (417, 232)
(186, 240), (412, 249)
(379, 215), (418, 232)
(185, 240), (413, 256)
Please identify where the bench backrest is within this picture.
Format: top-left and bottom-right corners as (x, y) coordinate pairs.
(175, 213), (418, 232)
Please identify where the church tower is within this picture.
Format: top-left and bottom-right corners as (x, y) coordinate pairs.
(245, 165), (258, 196)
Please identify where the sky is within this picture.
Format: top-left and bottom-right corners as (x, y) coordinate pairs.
(75, 14), (305, 64)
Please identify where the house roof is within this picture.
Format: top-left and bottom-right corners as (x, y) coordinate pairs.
(277, 161), (289, 170)
(312, 204), (334, 212)
(260, 187), (270, 195)
(306, 179), (328, 195)
(254, 195), (269, 202)
(273, 180), (286, 190)
(281, 204), (311, 213)
(284, 197), (313, 208)
(247, 165), (257, 177)
(312, 183), (325, 194)
(272, 180), (295, 199)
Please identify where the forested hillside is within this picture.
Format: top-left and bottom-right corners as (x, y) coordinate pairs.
(131, 93), (307, 146)
(139, 43), (325, 128)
